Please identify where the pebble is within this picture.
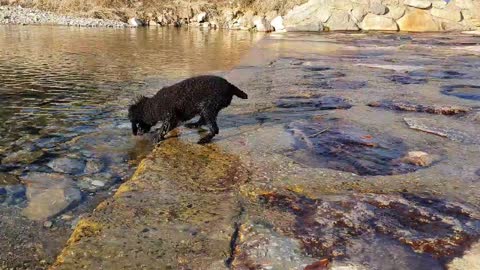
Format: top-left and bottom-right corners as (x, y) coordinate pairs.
(43, 221), (53, 228)
(91, 180), (105, 187)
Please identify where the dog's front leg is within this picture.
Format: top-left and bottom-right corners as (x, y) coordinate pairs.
(153, 123), (168, 143)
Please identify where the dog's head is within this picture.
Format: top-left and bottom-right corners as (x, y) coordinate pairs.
(128, 96), (153, 136)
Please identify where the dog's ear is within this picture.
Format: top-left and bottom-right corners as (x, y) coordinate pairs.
(131, 95), (147, 106)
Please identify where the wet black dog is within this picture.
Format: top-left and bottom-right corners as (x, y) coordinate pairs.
(128, 75), (248, 144)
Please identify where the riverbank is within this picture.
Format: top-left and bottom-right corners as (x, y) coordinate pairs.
(0, 5), (127, 27)
(51, 32), (480, 269)
(2, 0), (480, 31)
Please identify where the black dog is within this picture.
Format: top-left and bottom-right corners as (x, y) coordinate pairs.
(128, 75), (248, 144)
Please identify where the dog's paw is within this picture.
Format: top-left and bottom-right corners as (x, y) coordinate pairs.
(197, 136), (213, 145)
(185, 123), (201, 129)
(152, 135), (164, 144)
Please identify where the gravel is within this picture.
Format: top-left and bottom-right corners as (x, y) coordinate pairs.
(0, 6), (129, 28)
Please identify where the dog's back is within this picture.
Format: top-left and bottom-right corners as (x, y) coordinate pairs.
(154, 75), (247, 121)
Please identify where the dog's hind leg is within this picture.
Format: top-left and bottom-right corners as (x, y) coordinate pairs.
(198, 111), (219, 144)
(185, 116), (206, 129)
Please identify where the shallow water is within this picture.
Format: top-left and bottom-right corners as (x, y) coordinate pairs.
(1, 27), (480, 269)
(0, 25), (262, 267)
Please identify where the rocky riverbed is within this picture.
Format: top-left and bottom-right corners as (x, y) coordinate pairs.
(51, 32), (480, 269)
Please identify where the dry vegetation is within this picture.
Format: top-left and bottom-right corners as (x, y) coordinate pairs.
(1, 0), (306, 20)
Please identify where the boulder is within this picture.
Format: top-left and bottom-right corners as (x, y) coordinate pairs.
(386, 6), (406, 20)
(351, 6), (368, 22)
(361, 14), (399, 31)
(431, 0), (448, 8)
(253, 16), (273, 32)
(128, 18), (143, 27)
(283, 0), (331, 30)
(271, 16), (285, 31)
(286, 22), (324, 32)
(397, 9), (441, 32)
(325, 10), (359, 31)
(404, 0), (432, 9)
(369, 2), (388, 15)
(431, 7), (462, 22)
(452, 0), (474, 9)
(148, 20), (159, 26)
(196, 12), (207, 23)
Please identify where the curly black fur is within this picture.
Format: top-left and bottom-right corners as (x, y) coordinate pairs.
(128, 75), (248, 144)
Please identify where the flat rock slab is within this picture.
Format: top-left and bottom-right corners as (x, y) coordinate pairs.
(355, 64), (423, 72)
(404, 117), (480, 144)
(368, 100), (471, 115)
(52, 140), (248, 269)
(276, 96), (352, 110)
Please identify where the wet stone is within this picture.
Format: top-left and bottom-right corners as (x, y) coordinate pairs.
(288, 118), (424, 176)
(84, 159), (104, 174)
(34, 136), (68, 149)
(258, 192), (480, 264)
(1, 149), (44, 165)
(77, 173), (115, 192)
(21, 172), (82, 220)
(441, 85), (480, 101)
(47, 158), (86, 175)
(368, 100), (470, 115)
(276, 96), (352, 110)
(386, 74), (428, 85)
(2, 185), (26, 206)
(232, 223), (315, 269)
(0, 173), (20, 186)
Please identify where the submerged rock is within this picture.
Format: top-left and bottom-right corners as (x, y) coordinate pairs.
(401, 151), (434, 167)
(0, 173), (20, 186)
(1, 149), (43, 165)
(441, 85), (480, 101)
(368, 100), (470, 115)
(84, 159), (104, 174)
(258, 192), (480, 264)
(276, 96), (352, 110)
(47, 158), (86, 175)
(386, 74), (427, 85)
(21, 172), (81, 221)
(288, 118), (424, 176)
(232, 223), (315, 269)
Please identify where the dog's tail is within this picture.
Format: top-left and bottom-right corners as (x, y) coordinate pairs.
(230, 84), (248, 99)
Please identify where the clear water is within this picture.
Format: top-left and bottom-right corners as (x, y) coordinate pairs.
(0, 25), (262, 267)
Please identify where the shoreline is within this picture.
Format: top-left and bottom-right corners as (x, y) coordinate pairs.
(0, 6), (128, 28)
(1, 1), (480, 32)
